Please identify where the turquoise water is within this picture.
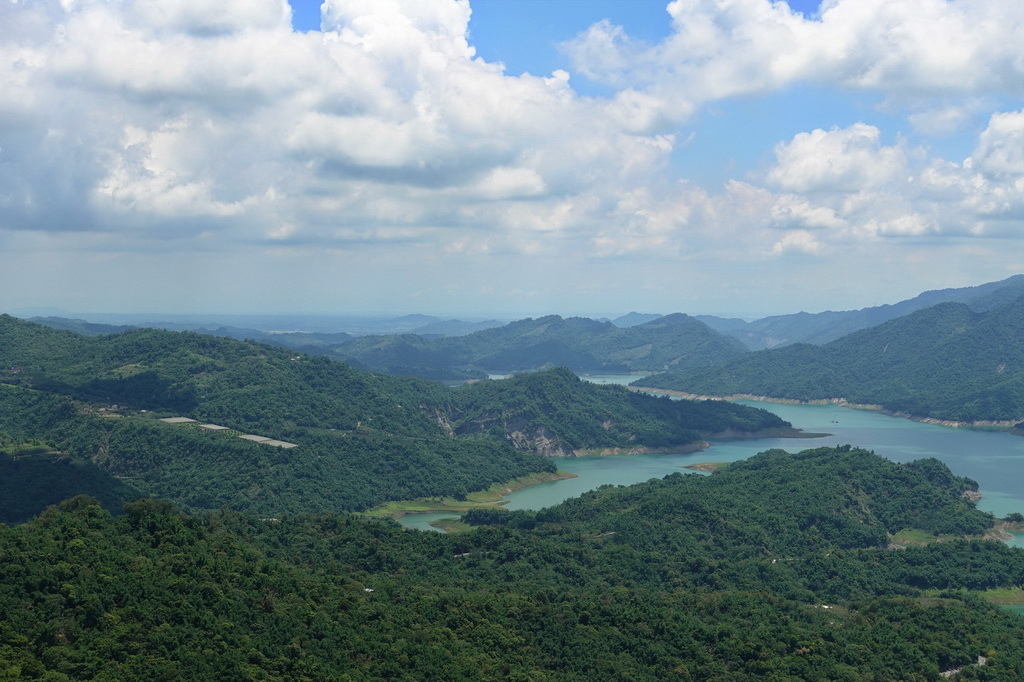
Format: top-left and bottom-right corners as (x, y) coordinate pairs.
(396, 512), (459, 532)
(399, 399), (1024, 531)
(487, 373), (649, 385)
(1005, 531), (1024, 549)
(579, 373), (650, 386)
(499, 402), (1024, 518)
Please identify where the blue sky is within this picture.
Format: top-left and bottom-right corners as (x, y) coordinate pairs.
(0, 0), (1020, 318)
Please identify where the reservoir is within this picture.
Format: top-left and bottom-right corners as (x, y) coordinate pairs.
(400, 398), (1024, 530)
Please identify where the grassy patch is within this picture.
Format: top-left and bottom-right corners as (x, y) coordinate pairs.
(364, 470), (577, 519)
(682, 461), (730, 472)
(432, 518), (472, 534)
(979, 587), (1024, 606)
(890, 528), (940, 545)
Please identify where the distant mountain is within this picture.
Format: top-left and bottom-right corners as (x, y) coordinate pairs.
(0, 315), (783, 520)
(406, 318), (504, 337)
(29, 316), (137, 336)
(694, 314), (750, 332)
(611, 312), (663, 327)
(23, 312), (506, 338)
(706, 275), (1024, 349)
(331, 313), (748, 377)
(635, 296), (1024, 423)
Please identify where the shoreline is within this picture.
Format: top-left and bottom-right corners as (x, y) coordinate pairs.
(629, 386), (1021, 430)
(364, 469), (577, 520)
(368, 426), (818, 522)
(567, 441), (708, 457)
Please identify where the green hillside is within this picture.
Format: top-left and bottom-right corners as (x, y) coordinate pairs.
(331, 312), (747, 378)
(636, 297), (1024, 423)
(1, 447), (1021, 679)
(447, 368), (792, 455)
(0, 316), (784, 520)
(701, 274), (1024, 349)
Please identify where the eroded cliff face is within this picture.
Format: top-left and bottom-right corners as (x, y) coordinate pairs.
(507, 425), (574, 457)
(447, 410), (576, 456)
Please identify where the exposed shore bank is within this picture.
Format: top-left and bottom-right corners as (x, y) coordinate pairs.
(629, 386), (1021, 431)
(364, 470), (577, 520)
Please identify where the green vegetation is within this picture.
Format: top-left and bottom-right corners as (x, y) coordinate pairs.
(0, 316), (783, 521)
(701, 274), (1024, 349)
(1, 446), (1021, 679)
(636, 297), (1024, 423)
(980, 587), (1024, 606)
(364, 470), (576, 519)
(331, 312), (747, 377)
(447, 367), (793, 455)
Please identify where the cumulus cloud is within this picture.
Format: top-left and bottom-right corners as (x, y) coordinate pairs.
(756, 112), (1024, 247)
(772, 230), (827, 256)
(0, 0), (1020, 316)
(565, 0), (1024, 104)
(765, 123), (908, 193)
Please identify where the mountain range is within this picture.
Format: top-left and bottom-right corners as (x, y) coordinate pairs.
(0, 315), (788, 522)
(636, 296), (1024, 423)
(327, 312), (748, 378)
(2, 286), (1023, 678)
(699, 274), (1024, 349)
(20, 275), (1024, 425)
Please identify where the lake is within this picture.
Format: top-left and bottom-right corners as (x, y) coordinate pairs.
(400, 398), (1024, 532)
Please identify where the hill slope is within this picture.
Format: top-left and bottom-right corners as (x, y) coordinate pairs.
(447, 368), (791, 456)
(0, 316), (786, 519)
(636, 297), (1024, 423)
(1, 447), (1021, 679)
(701, 274), (1024, 349)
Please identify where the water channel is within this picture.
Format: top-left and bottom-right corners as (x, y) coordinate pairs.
(399, 377), (1024, 536)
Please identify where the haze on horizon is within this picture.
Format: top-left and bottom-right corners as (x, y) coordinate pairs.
(0, 0), (1021, 319)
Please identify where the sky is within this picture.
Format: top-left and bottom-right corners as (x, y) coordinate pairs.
(0, 0), (1021, 319)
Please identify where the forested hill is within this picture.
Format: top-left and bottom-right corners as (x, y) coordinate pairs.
(634, 296), (1024, 423)
(0, 316), (786, 521)
(700, 274), (1024, 350)
(1, 447), (1021, 679)
(446, 368), (791, 456)
(329, 312), (748, 378)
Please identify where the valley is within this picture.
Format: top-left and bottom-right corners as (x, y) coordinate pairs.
(398, 398), (1024, 531)
(2, 277), (1023, 679)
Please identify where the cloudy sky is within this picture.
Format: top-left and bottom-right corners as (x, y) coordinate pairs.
(1, 0), (1021, 319)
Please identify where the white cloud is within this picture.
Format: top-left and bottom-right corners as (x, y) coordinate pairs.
(564, 0), (1024, 123)
(0, 0), (1019, 316)
(772, 230), (827, 256)
(473, 166), (546, 200)
(771, 195), (846, 231)
(970, 110), (1024, 178)
(765, 123), (908, 193)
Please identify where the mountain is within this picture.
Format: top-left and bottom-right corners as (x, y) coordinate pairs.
(703, 274), (1024, 349)
(408, 318), (504, 336)
(28, 316), (137, 336)
(0, 316), (785, 520)
(635, 296), (1024, 423)
(611, 311), (663, 327)
(331, 312), (748, 378)
(1, 446), (1020, 678)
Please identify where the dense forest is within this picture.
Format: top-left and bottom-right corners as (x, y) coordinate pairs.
(1, 446), (1021, 679)
(0, 316), (784, 521)
(636, 297), (1024, 423)
(445, 368), (791, 456)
